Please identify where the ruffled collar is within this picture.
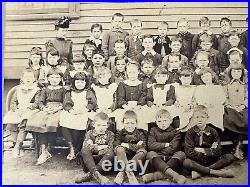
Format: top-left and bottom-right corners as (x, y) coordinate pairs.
(141, 50), (156, 56)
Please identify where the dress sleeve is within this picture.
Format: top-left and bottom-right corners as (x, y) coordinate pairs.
(116, 82), (127, 108)
(63, 91), (73, 111)
(86, 89), (97, 111)
(138, 83), (147, 106)
(10, 91), (18, 111)
(38, 89), (47, 110)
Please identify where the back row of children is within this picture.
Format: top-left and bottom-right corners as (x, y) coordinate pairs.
(3, 14), (247, 184)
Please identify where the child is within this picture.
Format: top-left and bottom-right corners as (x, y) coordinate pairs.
(82, 39), (97, 69)
(125, 19), (144, 60)
(135, 34), (162, 67)
(153, 21), (171, 58)
(102, 13), (129, 60)
(60, 72), (97, 160)
(111, 56), (129, 84)
(240, 17), (248, 48)
(192, 16), (218, 52)
(46, 16), (73, 67)
(217, 17), (232, 52)
(176, 18), (194, 60)
(162, 36), (189, 68)
(75, 112), (114, 184)
(88, 23), (103, 50)
(114, 110), (147, 184)
(3, 68), (40, 157)
(183, 105), (235, 180)
(26, 68), (66, 165)
(139, 58), (156, 85)
(143, 109), (186, 184)
(91, 67), (118, 113)
(223, 64), (248, 159)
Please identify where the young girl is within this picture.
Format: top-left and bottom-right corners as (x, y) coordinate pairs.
(82, 40), (97, 69)
(223, 64), (248, 159)
(3, 68), (40, 157)
(110, 56), (128, 84)
(60, 72), (97, 160)
(26, 68), (66, 165)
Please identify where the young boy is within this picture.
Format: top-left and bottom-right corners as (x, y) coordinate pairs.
(114, 110), (147, 184)
(153, 21), (171, 58)
(139, 58), (156, 85)
(82, 40), (97, 69)
(217, 17), (232, 52)
(192, 16), (218, 52)
(183, 105), (235, 180)
(125, 19), (144, 60)
(240, 17), (248, 48)
(135, 34), (162, 67)
(176, 18), (194, 60)
(88, 24), (103, 50)
(102, 13), (129, 60)
(143, 109), (186, 184)
(75, 112), (114, 184)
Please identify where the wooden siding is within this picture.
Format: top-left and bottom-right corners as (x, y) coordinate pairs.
(3, 2), (248, 79)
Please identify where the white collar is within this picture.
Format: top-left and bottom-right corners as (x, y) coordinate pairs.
(142, 50), (156, 56)
(48, 85), (62, 90)
(124, 79), (142, 86)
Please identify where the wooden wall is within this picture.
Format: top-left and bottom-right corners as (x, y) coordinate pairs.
(3, 2), (248, 79)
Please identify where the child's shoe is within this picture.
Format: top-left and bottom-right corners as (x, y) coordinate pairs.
(142, 171), (167, 183)
(191, 171), (201, 179)
(114, 171), (125, 185)
(92, 171), (110, 184)
(126, 171), (139, 184)
(75, 172), (92, 183)
(36, 151), (52, 165)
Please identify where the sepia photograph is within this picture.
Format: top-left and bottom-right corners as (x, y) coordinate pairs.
(2, 2), (248, 184)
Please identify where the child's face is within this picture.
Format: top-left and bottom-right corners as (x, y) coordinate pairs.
(131, 22), (142, 36)
(114, 43), (126, 56)
(94, 119), (109, 135)
(84, 46), (95, 58)
(48, 74), (61, 86)
(178, 21), (189, 33)
(141, 63), (155, 75)
(56, 28), (68, 39)
(180, 75), (192, 86)
(221, 21), (231, 34)
(112, 16), (123, 29)
(200, 41), (212, 51)
(192, 110), (208, 129)
(201, 72), (213, 85)
(123, 118), (137, 133)
(92, 54), (105, 67)
(22, 72), (35, 85)
(158, 25), (168, 37)
(228, 35), (240, 47)
(170, 41), (182, 53)
(92, 27), (102, 39)
(75, 79), (86, 90)
(116, 59), (126, 73)
(156, 115), (172, 130)
(168, 56), (182, 69)
(200, 22), (210, 32)
(155, 73), (168, 84)
(231, 69), (242, 80)
(30, 54), (41, 67)
(229, 53), (242, 66)
(142, 38), (155, 51)
(47, 53), (59, 66)
(98, 72), (111, 85)
(196, 54), (209, 69)
(73, 62), (85, 71)
(126, 65), (139, 81)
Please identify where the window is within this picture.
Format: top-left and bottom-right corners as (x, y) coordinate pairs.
(5, 2), (80, 20)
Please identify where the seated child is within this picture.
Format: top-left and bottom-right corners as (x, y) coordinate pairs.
(153, 21), (171, 58)
(82, 40), (97, 69)
(88, 23), (103, 50)
(217, 17), (232, 52)
(183, 105), (235, 180)
(60, 72), (97, 160)
(3, 68), (40, 157)
(192, 16), (218, 52)
(125, 19), (144, 60)
(143, 109), (186, 184)
(139, 58), (156, 85)
(135, 34), (162, 67)
(110, 56), (129, 84)
(26, 68), (66, 165)
(75, 112), (114, 184)
(114, 110), (147, 184)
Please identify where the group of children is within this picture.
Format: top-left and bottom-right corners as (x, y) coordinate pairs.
(3, 13), (248, 184)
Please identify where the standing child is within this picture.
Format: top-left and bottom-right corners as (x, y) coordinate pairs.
(88, 24), (103, 50)
(154, 21), (171, 58)
(75, 112), (114, 184)
(111, 57), (129, 84)
(102, 13), (129, 60)
(3, 68), (40, 157)
(139, 58), (156, 85)
(176, 18), (194, 60)
(183, 105), (235, 180)
(217, 17), (232, 52)
(125, 19), (144, 60)
(26, 68), (66, 165)
(60, 72), (97, 160)
(135, 34), (162, 67)
(143, 109), (186, 184)
(82, 40), (97, 69)
(114, 110), (147, 184)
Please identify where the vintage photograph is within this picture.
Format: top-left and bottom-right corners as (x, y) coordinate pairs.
(2, 2), (248, 184)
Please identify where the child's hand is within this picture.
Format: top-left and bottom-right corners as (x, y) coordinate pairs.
(194, 147), (205, 154)
(165, 143), (170, 147)
(87, 140), (94, 145)
(211, 142), (218, 149)
(121, 143), (129, 149)
(137, 141), (143, 146)
(122, 104), (129, 109)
